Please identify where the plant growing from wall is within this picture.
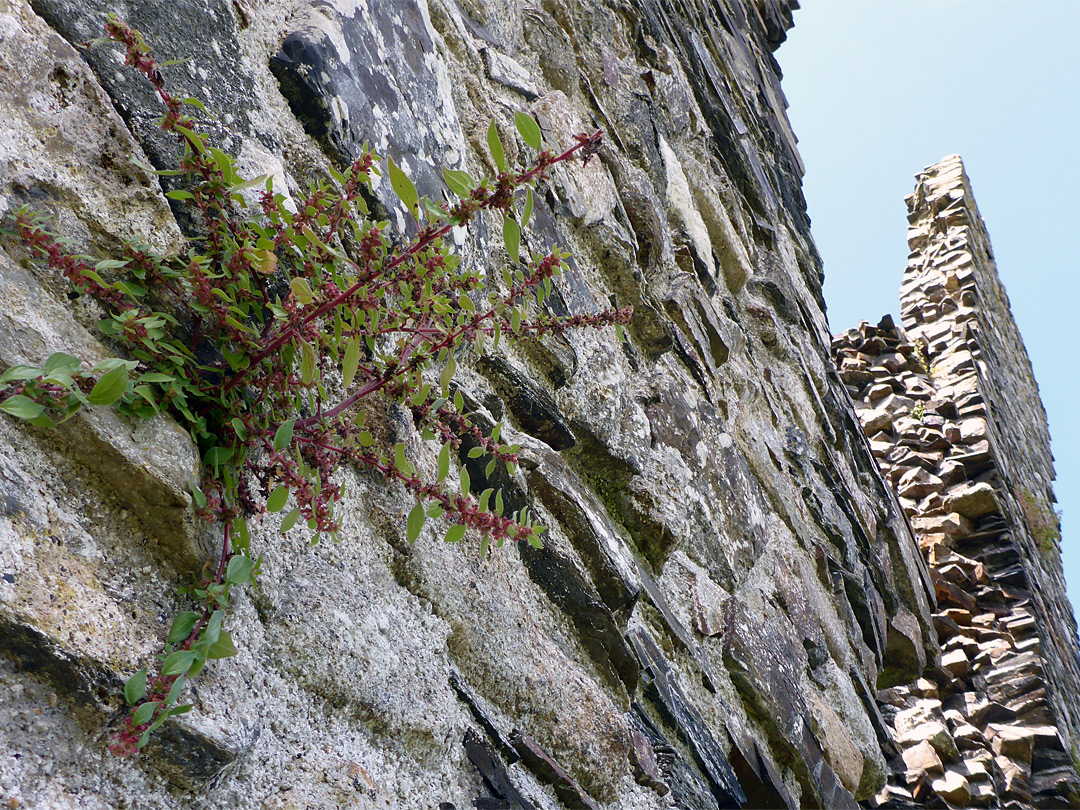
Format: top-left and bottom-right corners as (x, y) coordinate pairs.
(1019, 489), (1062, 558)
(0, 18), (629, 756)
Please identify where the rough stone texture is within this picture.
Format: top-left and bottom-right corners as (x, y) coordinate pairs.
(1, 2), (1071, 810)
(835, 157), (1080, 809)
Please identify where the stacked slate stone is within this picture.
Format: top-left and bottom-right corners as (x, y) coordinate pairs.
(832, 156), (1080, 809)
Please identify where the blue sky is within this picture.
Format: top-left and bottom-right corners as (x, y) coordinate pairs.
(776, 1), (1080, 612)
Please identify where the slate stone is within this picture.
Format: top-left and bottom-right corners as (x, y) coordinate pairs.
(509, 731), (600, 810)
(515, 535), (638, 693)
(478, 356), (576, 450)
(270, 0), (464, 218)
(628, 626), (746, 808)
(880, 608), (928, 688)
(629, 706), (718, 805)
(626, 721), (668, 794)
(32, 0), (270, 171)
(449, 670), (519, 764)
(719, 599), (859, 809)
(901, 740), (944, 778)
(524, 443), (641, 612)
(481, 48), (540, 98)
(942, 482), (1000, 519)
(635, 560), (719, 691)
(462, 729), (535, 810)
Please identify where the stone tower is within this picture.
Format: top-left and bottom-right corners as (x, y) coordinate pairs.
(834, 156), (1080, 807)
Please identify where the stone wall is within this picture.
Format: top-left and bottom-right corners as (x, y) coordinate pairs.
(833, 156), (1080, 808)
(1, 2), (1064, 809)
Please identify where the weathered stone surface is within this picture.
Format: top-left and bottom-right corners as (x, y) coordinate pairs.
(942, 482), (1000, 519)
(902, 740), (944, 778)
(931, 769), (971, 804)
(880, 608), (928, 688)
(720, 598), (863, 807)
(7, 0), (1078, 808)
(896, 721), (958, 763)
(987, 725), (1035, 766)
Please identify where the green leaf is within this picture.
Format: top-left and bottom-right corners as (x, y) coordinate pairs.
(299, 338), (316, 384)
(227, 174), (270, 193)
(468, 446), (485, 459)
(289, 277), (314, 305)
(442, 167), (475, 199)
(131, 702), (157, 727)
(179, 96), (208, 113)
(206, 629), (238, 659)
(139, 372), (176, 383)
(200, 610), (223, 647)
(161, 650), (196, 677)
(167, 611), (201, 645)
(437, 442), (451, 483)
(459, 467), (471, 497)
(406, 501), (426, 543)
(191, 486), (207, 509)
(43, 352), (82, 376)
(440, 354), (456, 397)
(165, 190), (195, 201)
(387, 156), (419, 217)
(0, 395), (45, 420)
(90, 358), (138, 374)
(266, 485), (289, 513)
(514, 111), (542, 151)
(208, 147), (235, 182)
(225, 555), (254, 586)
(522, 187), (534, 228)
(186, 657), (206, 679)
(114, 281), (146, 299)
(487, 120), (506, 174)
(280, 507), (302, 533)
(478, 488), (493, 512)
(343, 337), (360, 388)
(503, 217), (520, 265)
(495, 489), (504, 516)
(230, 417), (248, 440)
(87, 365), (128, 406)
(0, 365), (41, 383)
(79, 269), (110, 289)
(273, 419), (295, 451)
(165, 675), (186, 706)
(203, 446), (234, 467)
(394, 442), (414, 476)
(27, 413), (56, 429)
(300, 224), (346, 260)
(445, 524), (467, 543)
(124, 669), (147, 706)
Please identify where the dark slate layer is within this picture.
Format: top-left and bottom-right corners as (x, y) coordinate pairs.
(629, 626), (746, 808)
